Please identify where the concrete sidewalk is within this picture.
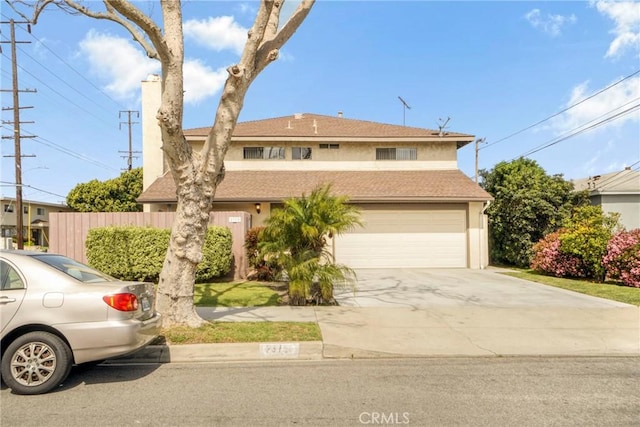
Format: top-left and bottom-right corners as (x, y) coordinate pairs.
(110, 304), (640, 364)
(108, 269), (638, 364)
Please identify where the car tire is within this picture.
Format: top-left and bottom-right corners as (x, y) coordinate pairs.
(1, 331), (73, 395)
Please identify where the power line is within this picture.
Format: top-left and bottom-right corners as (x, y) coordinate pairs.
(20, 27), (127, 110)
(0, 181), (67, 199)
(0, 50), (117, 129)
(14, 43), (117, 116)
(28, 134), (120, 171)
(594, 163), (640, 191)
(514, 103), (640, 159)
(483, 68), (640, 150)
(512, 97), (640, 159)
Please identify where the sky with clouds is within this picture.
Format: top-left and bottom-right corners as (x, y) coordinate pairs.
(1, 1), (639, 204)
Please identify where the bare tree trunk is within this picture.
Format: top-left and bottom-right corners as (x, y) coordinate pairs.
(156, 194), (211, 327)
(15, 0), (316, 328)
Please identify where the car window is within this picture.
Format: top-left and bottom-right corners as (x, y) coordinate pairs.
(0, 260), (25, 290)
(31, 254), (117, 283)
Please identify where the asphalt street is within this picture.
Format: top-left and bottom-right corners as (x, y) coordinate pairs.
(1, 357), (638, 426)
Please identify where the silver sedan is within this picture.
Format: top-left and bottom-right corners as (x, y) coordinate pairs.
(0, 250), (161, 395)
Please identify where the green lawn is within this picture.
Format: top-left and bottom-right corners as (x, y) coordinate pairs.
(160, 322), (321, 344)
(194, 281), (283, 307)
(157, 281), (317, 345)
(503, 270), (640, 306)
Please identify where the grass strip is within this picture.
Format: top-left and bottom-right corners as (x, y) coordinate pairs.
(160, 321), (321, 344)
(194, 282), (282, 307)
(504, 270), (640, 306)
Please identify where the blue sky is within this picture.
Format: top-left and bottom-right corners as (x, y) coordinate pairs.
(1, 1), (639, 204)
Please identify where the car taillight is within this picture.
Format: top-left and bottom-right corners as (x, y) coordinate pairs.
(103, 293), (139, 311)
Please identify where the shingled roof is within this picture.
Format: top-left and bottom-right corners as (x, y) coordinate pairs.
(138, 170), (492, 204)
(184, 113), (474, 147)
(572, 169), (640, 194)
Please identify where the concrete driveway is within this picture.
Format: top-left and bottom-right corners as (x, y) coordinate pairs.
(334, 268), (630, 308)
(320, 268), (639, 357)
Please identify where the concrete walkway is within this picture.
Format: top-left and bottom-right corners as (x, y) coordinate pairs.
(111, 270), (640, 364)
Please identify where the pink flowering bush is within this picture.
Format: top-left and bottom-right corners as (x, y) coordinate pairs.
(603, 229), (640, 288)
(531, 231), (588, 278)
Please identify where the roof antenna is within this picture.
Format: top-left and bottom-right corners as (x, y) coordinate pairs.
(398, 96), (411, 126)
(437, 117), (450, 136)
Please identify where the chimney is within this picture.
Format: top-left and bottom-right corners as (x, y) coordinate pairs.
(141, 74), (163, 211)
(338, 111), (343, 118)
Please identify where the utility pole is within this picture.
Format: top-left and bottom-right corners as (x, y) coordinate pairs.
(1, 19), (37, 249)
(475, 137), (486, 183)
(118, 110), (140, 170)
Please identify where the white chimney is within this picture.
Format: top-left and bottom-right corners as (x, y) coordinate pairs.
(141, 74), (164, 212)
(338, 111), (343, 118)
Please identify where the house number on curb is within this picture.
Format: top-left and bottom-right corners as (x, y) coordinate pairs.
(259, 343), (300, 357)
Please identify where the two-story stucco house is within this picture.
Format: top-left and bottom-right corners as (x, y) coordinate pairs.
(0, 197), (72, 248)
(138, 76), (492, 270)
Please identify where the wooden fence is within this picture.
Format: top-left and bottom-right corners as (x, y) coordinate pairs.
(48, 211), (251, 279)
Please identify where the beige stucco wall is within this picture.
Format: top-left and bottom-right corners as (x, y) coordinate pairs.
(467, 201), (489, 269)
(213, 140), (458, 171)
(594, 194), (640, 230)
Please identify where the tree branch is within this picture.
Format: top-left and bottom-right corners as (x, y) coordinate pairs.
(4, 0), (55, 24)
(255, 0), (315, 74)
(235, 0), (277, 77)
(104, 0), (166, 61)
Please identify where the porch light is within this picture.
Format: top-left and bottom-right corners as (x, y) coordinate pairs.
(255, 203), (261, 214)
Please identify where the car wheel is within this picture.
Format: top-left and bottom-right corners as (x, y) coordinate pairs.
(1, 332), (73, 395)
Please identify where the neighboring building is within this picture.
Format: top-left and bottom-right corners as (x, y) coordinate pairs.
(573, 168), (640, 230)
(138, 76), (492, 270)
(0, 197), (72, 247)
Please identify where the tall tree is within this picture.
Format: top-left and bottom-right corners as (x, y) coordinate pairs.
(479, 158), (588, 267)
(13, 0), (315, 326)
(67, 168), (143, 212)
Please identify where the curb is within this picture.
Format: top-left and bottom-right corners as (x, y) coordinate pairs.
(105, 341), (324, 364)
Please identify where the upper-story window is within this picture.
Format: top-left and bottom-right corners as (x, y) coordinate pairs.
(319, 144), (339, 150)
(292, 147), (312, 160)
(36, 207), (46, 216)
(243, 147), (285, 160)
(23, 207), (28, 214)
(3, 204), (13, 213)
(376, 148), (417, 160)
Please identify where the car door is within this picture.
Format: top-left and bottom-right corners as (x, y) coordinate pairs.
(0, 258), (27, 335)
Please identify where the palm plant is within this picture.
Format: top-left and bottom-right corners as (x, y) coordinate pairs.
(259, 184), (361, 305)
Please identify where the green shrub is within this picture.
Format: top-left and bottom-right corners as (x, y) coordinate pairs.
(196, 226), (233, 282)
(244, 226), (281, 281)
(86, 226), (232, 283)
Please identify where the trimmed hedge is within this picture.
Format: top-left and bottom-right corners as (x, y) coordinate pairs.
(86, 226), (232, 283)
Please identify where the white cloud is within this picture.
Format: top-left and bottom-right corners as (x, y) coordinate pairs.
(236, 3), (257, 16)
(525, 9), (577, 37)
(593, 1), (640, 58)
(78, 30), (159, 101)
(552, 76), (640, 135)
(78, 30), (228, 105)
(183, 59), (228, 105)
(183, 16), (248, 55)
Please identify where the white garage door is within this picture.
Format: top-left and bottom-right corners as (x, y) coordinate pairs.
(334, 207), (467, 268)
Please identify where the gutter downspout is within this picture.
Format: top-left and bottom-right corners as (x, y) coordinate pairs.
(480, 200), (491, 269)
